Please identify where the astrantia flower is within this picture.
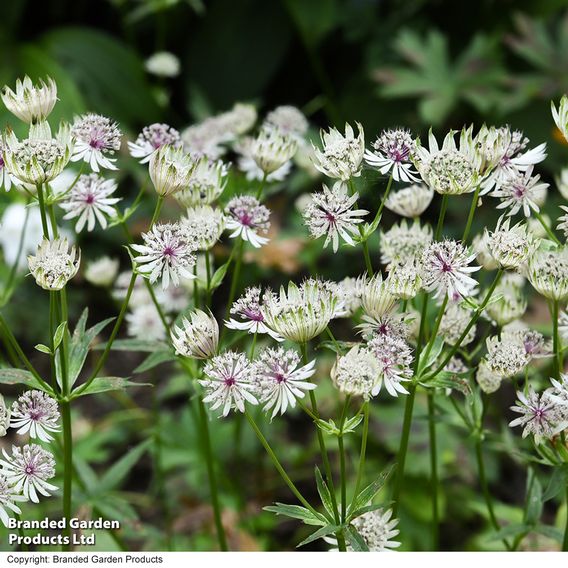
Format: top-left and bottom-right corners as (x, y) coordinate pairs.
(181, 205), (225, 250)
(303, 182), (368, 252)
(253, 347), (316, 418)
(71, 113), (122, 171)
(476, 359), (502, 394)
(199, 351), (258, 416)
(420, 240), (480, 300)
(10, 390), (60, 442)
(361, 274), (398, 319)
(28, 238), (80, 291)
(176, 156), (228, 205)
(502, 327), (551, 362)
(132, 223), (196, 289)
(414, 130), (481, 195)
(335, 275), (367, 317)
(0, 475), (26, 527)
(0, 444), (57, 503)
(509, 387), (567, 444)
(486, 218), (535, 269)
(387, 262), (422, 300)
(365, 128), (418, 182)
(440, 304), (476, 346)
(128, 123), (181, 163)
(3, 131), (71, 185)
(527, 246), (568, 300)
(148, 144), (195, 196)
(472, 231), (499, 270)
(235, 136), (292, 182)
(492, 166), (549, 217)
(263, 105), (308, 139)
(251, 128), (298, 175)
(0, 395), (9, 437)
(262, 279), (340, 343)
(380, 219), (432, 266)
(384, 183), (434, 218)
(126, 304), (166, 341)
(84, 256), (119, 287)
(358, 310), (410, 342)
(485, 336), (529, 378)
(145, 51), (181, 77)
(171, 309), (218, 360)
(485, 275), (527, 326)
(331, 345), (380, 399)
(59, 173), (120, 232)
(225, 195), (271, 248)
(552, 95), (568, 143)
(1, 76), (57, 124)
(350, 509), (401, 552)
(225, 286), (283, 340)
(368, 334), (413, 397)
(312, 122), (365, 181)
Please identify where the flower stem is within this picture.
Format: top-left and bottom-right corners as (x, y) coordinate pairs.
(551, 299), (561, 380)
(36, 184), (51, 239)
(255, 173), (268, 201)
(198, 396), (229, 551)
(461, 186), (481, 243)
(338, 396), (351, 522)
(435, 194), (448, 241)
(427, 391), (439, 550)
(352, 401), (369, 504)
(533, 209), (561, 245)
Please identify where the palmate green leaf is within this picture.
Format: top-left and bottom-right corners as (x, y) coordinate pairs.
(71, 377), (151, 399)
(296, 523), (341, 548)
(347, 463), (396, 519)
(314, 466), (336, 521)
(0, 368), (53, 394)
(263, 503), (327, 526)
(97, 440), (152, 494)
(344, 525), (369, 551)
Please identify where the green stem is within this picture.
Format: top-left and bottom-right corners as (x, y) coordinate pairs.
(533, 209), (561, 245)
(338, 396), (351, 522)
(461, 186), (481, 243)
(255, 173), (268, 201)
(370, 174), (393, 230)
(422, 295), (448, 364)
(435, 194), (449, 241)
(249, 332), (258, 359)
(427, 391), (439, 550)
(198, 397), (229, 551)
(36, 184), (50, 239)
(61, 401), (72, 551)
(150, 196), (164, 227)
(361, 241), (374, 277)
(352, 401), (369, 504)
(551, 300), (561, 380)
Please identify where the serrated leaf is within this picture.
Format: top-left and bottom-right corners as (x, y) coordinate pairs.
(53, 321), (67, 351)
(348, 463), (396, 519)
(297, 524), (341, 548)
(71, 376), (150, 398)
(315, 466), (336, 520)
(264, 503), (327, 526)
(35, 343), (52, 355)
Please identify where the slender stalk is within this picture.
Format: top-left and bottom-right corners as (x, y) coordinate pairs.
(61, 401), (72, 551)
(150, 196), (164, 227)
(551, 300), (561, 380)
(422, 295), (448, 364)
(435, 194), (448, 241)
(533, 209), (561, 245)
(369, 174), (394, 230)
(338, 396), (351, 522)
(36, 184), (50, 239)
(255, 173), (268, 201)
(361, 241), (374, 277)
(427, 391), (439, 550)
(352, 401), (369, 503)
(198, 397), (228, 551)
(461, 186), (481, 243)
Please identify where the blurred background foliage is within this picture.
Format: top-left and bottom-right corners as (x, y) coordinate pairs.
(1, 0), (568, 553)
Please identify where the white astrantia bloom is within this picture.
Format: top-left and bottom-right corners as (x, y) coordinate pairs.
(552, 95), (568, 143)
(263, 105), (308, 139)
(0, 444), (57, 503)
(491, 166), (548, 217)
(171, 309), (219, 360)
(176, 156), (228, 206)
(361, 274), (398, 319)
(3, 128), (72, 186)
(126, 303), (166, 341)
(180, 205), (225, 250)
(335, 275), (367, 317)
(145, 51), (180, 77)
(384, 183), (434, 218)
(472, 231), (499, 270)
(70, 113), (122, 172)
(262, 279), (341, 343)
(486, 217), (536, 270)
(509, 386), (568, 445)
(59, 173), (120, 232)
(350, 508), (401, 552)
(365, 128), (419, 182)
(10, 390), (60, 442)
(0, 395), (9, 437)
(1, 76), (57, 124)
(149, 144), (195, 197)
(303, 182), (368, 252)
(331, 345), (380, 399)
(199, 351), (258, 417)
(235, 136), (292, 182)
(0, 474), (26, 528)
(225, 286), (283, 340)
(420, 240), (480, 300)
(358, 309), (411, 343)
(128, 123), (181, 164)
(225, 195), (271, 248)
(84, 256), (119, 287)
(380, 219), (432, 267)
(387, 262), (422, 300)
(312, 122), (365, 181)
(253, 347), (316, 418)
(485, 335), (529, 378)
(251, 128), (298, 175)
(527, 246), (568, 301)
(414, 129), (482, 195)
(367, 333), (413, 397)
(132, 223), (197, 290)
(476, 359), (502, 394)
(485, 275), (527, 326)
(28, 238), (80, 291)
(439, 303), (476, 346)
(501, 327), (551, 362)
